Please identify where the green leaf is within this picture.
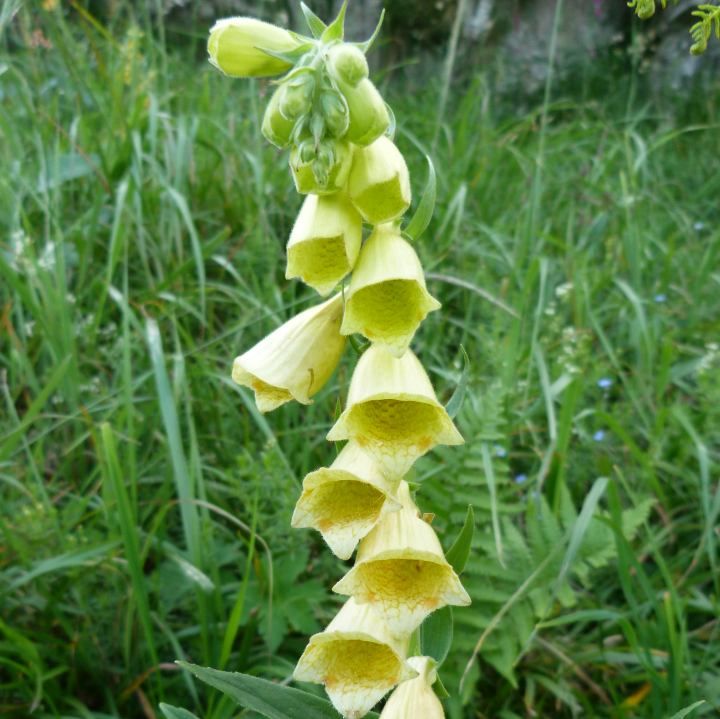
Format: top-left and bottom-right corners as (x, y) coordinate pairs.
(445, 345), (469, 419)
(403, 154), (437, 241)
(259, 43), (314, 67)
(300, 2), (327, 38)
(668, 701), (706, 719)
(321, 0), (347, 42)
(356, 9), (385, 53)
(178, 662), (381, 719)
(445, 505), (475, 573)
(159, 704), (201, 719)
(420, 606), (453, 666)
(433, 673), (450, 699)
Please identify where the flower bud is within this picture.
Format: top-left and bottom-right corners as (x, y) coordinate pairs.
(286, 192), (362, 295)
(379, 657), (445, 719)
(348, 136), (411, 224)
(261, 85), (295, 148)
(341, 225), (440, 357)
(231, 293), (345, 413)
(290, 139), (354, 194)
(326, 345), (464, 477)
(327, 43), (369, 86)
(280, 72), (315, 119)
(337, 78), (389, 146)
(291, 442), (402, 560)
(207, 17), (300, 78)
(320, 89), (350, 138)
(334, 483), (470, 634)
(294, 598), (416, 719)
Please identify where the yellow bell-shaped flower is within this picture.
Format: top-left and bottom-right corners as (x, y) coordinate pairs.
(348, 136), (411, 225)
(286, 193), (362, 296)
(294, 597), (416, 719)
(337, 78), (390, 146)
(291, 442), (401, 560)
(231, 293), (345, 413)
(208, 17), (301, 78)
(379, 656), (445, 719)
(340, 225), (440, 356)
(327, 346), (463, 476)
(333, 483), (470, 634)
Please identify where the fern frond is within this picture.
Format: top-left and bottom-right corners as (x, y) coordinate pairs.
(689, 4), (720, 54)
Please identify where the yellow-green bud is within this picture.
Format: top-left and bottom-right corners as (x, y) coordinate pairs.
(207, 17), (300, 78)
(320, 89), (349, 138)
(280, 73), (315, 119)
(348, 136), (411, 224)
(290, 139), (354, 194)
(337, 78), (389, 146)
(327, 43), (369, 86)
(261, 86), (295, 148)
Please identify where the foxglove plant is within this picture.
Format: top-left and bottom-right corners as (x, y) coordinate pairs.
(185, 4), (473, 718)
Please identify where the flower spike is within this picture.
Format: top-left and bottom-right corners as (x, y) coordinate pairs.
(294, 597), (417, 718)
(291, 442), (402, 559)
(231, 293), (345, 412)
(341, 224), (440, 357)
(327, 345), (463, 477)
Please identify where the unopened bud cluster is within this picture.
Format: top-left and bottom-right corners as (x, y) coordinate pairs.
(210, 7), (468, 718)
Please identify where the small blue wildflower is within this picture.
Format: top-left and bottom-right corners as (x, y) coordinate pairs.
(514, 473), (528, 484)
(593, 430), (606, 442)
(597, 377), (613, 389)
(654, 293), (667, 303)
(494, 445), (507, 458)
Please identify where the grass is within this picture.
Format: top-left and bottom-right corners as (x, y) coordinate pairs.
(1, 3), (719, 718)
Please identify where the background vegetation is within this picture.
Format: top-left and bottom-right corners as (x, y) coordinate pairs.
(1, 1), (719, 718)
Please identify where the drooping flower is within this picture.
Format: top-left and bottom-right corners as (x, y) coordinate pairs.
(294, 597), (416, 719)
(348, 136), (411, 225)
(379, 656), (445, 719)
(333, 483), (470, 634)
(326, 345), (463, 477)
(231, 293), (345, 412)
(207, 17), (301, 78)
(286, 193), (362, 296)
(340, 225), (440, 356)
(291, 441), (401, 560)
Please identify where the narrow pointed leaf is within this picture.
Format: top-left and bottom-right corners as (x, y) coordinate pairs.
(300, 2), (327, 38)
(159, 705), (200, 719)
(178, 662), (380, 719)
(356, 9), (385, 53)
(420, 606), (453, 666)
(404, 154), (436, 241)
(322, 0), (348, 42)
(668, 702), (706, 719)
(259, 43), (313, 66)
(445, 504), (474, 573)
(433, 673), (450, 699)
(445, 345), (469, 419)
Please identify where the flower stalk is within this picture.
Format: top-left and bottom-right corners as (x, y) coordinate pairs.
(212, 4), (466, 717)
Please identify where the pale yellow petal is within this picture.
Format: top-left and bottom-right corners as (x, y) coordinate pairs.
(379, 657), (444, 719)
(231, 293), (345, 412)
(333, 485), (470, 634)
(294, 598), (416, 719)
(341, 226), (440, 356)
(291, 442), (402, 559)
(326, 346), (463, 476)
(348, 137), (411, 224)
(286, 193), (362, 296)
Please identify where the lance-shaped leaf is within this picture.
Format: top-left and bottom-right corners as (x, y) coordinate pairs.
(207, 17), (302, 78)
(379, 656), (445, 719)
(294, 598), (416, 719)
(286, 193), (362, 296)
(327, 345), (463, 477)
(292, 442), (402, 560)
(232, 293), (345, 413)
(348, 137), (411, 225)
(341, 226), (439, 357)
(333, 484), (470, 634)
